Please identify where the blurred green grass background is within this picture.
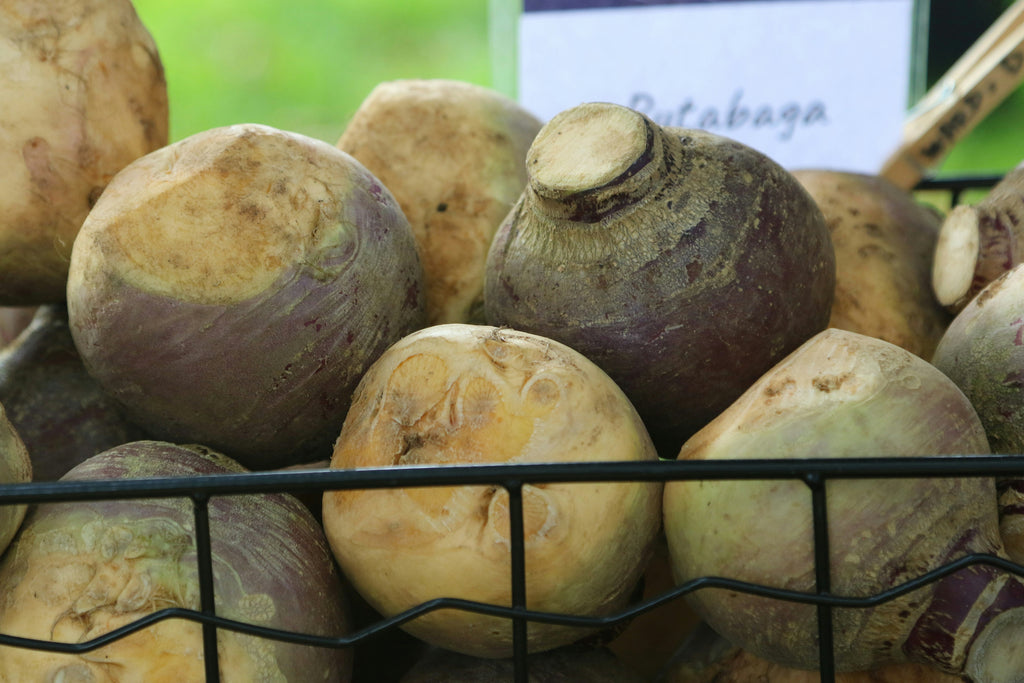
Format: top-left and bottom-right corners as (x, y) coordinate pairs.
(131, 0), (1024, 179)
(130, 0), (492, 145)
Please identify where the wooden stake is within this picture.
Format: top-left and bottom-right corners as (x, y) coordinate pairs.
(880, 1), (1024, 189)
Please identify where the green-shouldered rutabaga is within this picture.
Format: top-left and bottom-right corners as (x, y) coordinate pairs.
(322, 323), (663, 659)
(663, 328), (1024, 682)
(663, 622), (963, 682)
(0, 0), (168, 305)
(483, 102), (835, 457)
(0, 441), (352, 682)
(66, 123), (426, 470)
(930, 264), (1024, 566)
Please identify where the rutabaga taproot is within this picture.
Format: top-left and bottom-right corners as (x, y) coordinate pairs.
(0, 441), (352, 682)
(932, 164), (1024, 313)
(66, 123), (426, 470)
(0, 0), (168, 305)
(337, 79), (543, 326)
(322, 324), (662, 659)
(791, 169), (951, 361)
(483, 101), (835, 457)
(661, 328), (1024, 682)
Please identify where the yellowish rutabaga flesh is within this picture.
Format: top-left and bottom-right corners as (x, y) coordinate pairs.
(663, 328), (1024, 681)
(933, 164), (1024, 313)
(0, 441), (352, 682)
(0, 0), (169, 305)
(338, 79), (543, 325)
(792, 169), (951, 361)
(322, 323), (663, 659)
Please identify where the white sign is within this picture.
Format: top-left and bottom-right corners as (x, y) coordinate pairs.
(513, 0), (918, 172)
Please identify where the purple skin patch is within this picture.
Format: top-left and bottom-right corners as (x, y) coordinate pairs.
(902, 528), (1024, 674)
(71, 176), (425, 470)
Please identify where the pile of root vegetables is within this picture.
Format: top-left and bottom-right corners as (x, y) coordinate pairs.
(6, 2), (1024, 682)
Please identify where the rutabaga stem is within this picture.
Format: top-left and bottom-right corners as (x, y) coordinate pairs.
(524, 102), (667, 223)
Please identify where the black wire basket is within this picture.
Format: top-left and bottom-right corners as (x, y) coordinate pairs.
(0, 172), (1012, 683)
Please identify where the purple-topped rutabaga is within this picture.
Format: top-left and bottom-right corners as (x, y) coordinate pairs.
(0, 440), (352, 682)
(66, 123), (426, 470)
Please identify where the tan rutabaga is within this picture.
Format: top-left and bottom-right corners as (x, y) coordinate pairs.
(663, 328), (1024, 682)
(0, 402), (31, 557)
(338, 79), (543, 326)
(0, 0), (168, 305)
(484, 101), (835, 458)
(322, 323), (663, 659)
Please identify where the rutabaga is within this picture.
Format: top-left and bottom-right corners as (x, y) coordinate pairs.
(66, 123), (426, 470)
(483, 101), (835, 458)
(0, 305), (150, 481)
(0, 402), (31, 557)
(931, 263), (1024, 455)
(792, 169), (952, 362)
(663, 622), (963, 682)
(662, 328), (1024, 682)
(932, 164), (1024, 313)
(930, 264), (1024, 567)
(0, 441), (352, 682)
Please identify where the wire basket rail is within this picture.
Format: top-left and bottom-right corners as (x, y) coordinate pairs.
(2, 456), (1024, 683)
(0, 172), (1012, 683)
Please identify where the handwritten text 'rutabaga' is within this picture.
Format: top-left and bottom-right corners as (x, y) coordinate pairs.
(629, 91), (828, 141)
